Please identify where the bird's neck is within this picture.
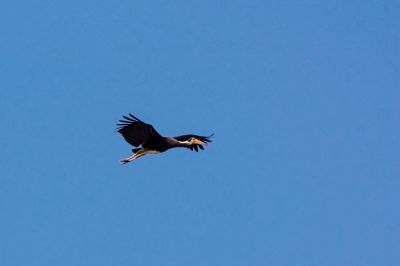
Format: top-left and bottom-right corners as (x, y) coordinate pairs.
(169, 138), (190, 147)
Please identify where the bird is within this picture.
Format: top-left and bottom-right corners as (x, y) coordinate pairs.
(116, 114), (213, 164)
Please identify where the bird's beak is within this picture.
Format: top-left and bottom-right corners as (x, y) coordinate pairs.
(192, 138), (207, 146)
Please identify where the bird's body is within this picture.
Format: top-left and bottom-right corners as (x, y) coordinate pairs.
(116, 114), (212, 163)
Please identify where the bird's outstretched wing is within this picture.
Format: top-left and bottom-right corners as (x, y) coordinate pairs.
(116, 114), (162, 147)
(174, 134), (213, 152)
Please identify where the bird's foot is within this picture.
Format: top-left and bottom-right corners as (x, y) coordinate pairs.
(120, 157), (135, 164)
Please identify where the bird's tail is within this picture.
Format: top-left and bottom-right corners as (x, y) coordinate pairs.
(132, 148), (141, 154)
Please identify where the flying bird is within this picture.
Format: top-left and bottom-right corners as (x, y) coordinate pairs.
(116, 114), (213, 164)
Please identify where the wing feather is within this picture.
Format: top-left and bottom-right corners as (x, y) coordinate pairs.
(116, 114), (162, 147)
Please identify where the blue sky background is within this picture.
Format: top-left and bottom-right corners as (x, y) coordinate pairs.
(1, 0), (399, 265)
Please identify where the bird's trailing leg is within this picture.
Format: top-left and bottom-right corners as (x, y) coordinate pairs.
(120, 148), (160, 164)
(120, 154), (135, 164)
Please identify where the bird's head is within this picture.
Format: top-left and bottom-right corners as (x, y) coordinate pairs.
(188, 137), (208, 146)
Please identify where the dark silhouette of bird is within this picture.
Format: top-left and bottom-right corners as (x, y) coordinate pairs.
(116, 114), (213, 164)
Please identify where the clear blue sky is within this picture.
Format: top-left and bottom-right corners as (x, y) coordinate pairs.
(1, 0), (399, 265)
